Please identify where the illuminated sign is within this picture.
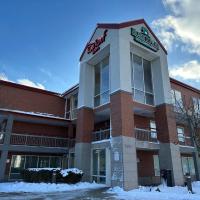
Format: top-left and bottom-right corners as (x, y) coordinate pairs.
(87, 29), (108, 54)
(131, 27), (159, 52)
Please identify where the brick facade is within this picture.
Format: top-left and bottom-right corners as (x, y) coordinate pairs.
(110, 91), (134, 137)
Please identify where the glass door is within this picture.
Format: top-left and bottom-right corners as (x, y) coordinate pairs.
(92, 149), (106, 184)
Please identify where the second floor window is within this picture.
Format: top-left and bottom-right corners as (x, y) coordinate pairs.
(150, 121), (157, 139)
(192, 97), (200, 113)
(171, 89), (182, 111)
(131, 53), (154, 105)
(177, 127), (185, 142)
(94, 56), (109, 107)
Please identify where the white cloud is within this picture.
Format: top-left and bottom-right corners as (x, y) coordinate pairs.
(170, 60), (200, 80)
(0, 73), (9, 81)
(17, 79), (45, 89)
(152, 0), (200, 54)
(0, 72), (45, 89)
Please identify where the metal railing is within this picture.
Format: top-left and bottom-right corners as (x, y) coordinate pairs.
(135, 128), (158, 143)
(92, 129), (110, 142)
(178, 136), (193, 146)
(10, 133), (70, 148)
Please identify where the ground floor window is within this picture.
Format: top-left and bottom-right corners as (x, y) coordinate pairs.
(153, 155), (160, 176)
(92, 149), (106, 184)
(181, 156), (195, 176)
(10, 155), (63, 179)
(68, 153), (75, 168)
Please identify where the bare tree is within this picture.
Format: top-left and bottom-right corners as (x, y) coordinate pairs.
(171, 90), (200, 150)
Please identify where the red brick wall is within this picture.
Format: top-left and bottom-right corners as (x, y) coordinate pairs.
(137, 151), (158, 177)
(134, 115), (152, 129)
(111, 91), (134, 137)
(12, 121), (68, 138)
(155, 104), (178, 143)
(0, 83), (65, 117)
(76, 107), (94, 143)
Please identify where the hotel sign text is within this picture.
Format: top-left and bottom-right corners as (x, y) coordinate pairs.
(131, 27), (159, 52)
(87, 29), (108, 55)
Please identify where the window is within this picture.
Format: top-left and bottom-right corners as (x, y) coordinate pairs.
(94, 57), (109, 107)
(153, 155), (160, 176)
(10, 155), (25, 179)
(150, 121), (157, 139)
(192, 97), (200, 113)
(131, 53), (154, 105)
(181, 156), (195, 176)
(50, 157), (62, 168)
(68, 153), (75, 168)
(177, 127), (185, 142)
(25, 156), (38, 169)
(171, 89), (182, 112)
(65, 93), (78, 120)
(38, 156), (50, 168)
(9, 155), (64, 179)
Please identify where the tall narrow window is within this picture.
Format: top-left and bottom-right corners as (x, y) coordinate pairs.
(153, 155), (160, 176)
(177, 127), (185, 142)
(131, 53), (154, 105)
(192, 97), (200, 113)
(94, 57), (109, 107)
(171, 89), (182, 112)
(150, 121), (157, 139)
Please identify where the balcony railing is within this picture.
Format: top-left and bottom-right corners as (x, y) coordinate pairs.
(135, 128), (158, 143)
(10, 133), (70, 148)
(92, 129), (110, 142)
(178, 136), (193, 146)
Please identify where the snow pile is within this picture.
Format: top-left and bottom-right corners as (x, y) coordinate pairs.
(27, 168), (60, 172)
(60, 168), (83, 177)
(0, 182), (105, 193)
(27, 168), (83, 177)
(107, 182), (200, 200)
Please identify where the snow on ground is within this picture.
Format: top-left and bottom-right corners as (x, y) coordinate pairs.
(107, 182), (200, 200)
(0, 182), (105, 193)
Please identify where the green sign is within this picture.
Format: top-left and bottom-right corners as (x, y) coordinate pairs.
(131, 27), (159, 52)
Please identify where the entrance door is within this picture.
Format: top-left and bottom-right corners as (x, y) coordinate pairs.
(92, 149), (106, 184)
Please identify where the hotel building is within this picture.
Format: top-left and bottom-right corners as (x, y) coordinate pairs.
(0, 19), (200, 190)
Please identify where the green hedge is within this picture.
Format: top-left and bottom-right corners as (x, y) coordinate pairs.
(21, 168), (83, 184)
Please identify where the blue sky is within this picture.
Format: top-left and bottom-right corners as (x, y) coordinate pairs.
(0, 0), (200, 93)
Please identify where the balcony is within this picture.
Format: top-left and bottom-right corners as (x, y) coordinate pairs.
(92, 129), (110, 142)
(135, 128), (158, 143)
(9, 133), (72, 148)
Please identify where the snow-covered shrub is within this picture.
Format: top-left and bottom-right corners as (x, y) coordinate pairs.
(21, 168), (83, 184)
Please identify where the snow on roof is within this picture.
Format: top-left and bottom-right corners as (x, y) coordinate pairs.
(0, 108), (68, 120)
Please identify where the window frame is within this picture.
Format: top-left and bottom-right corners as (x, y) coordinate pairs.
(130, 52), (155, 106)
(94, 56), (110, 107)
(181, 156), (195, 176)
(171, 89), (183, 112)
(150, 120), (157, 139)
(177, 126), (185, 142)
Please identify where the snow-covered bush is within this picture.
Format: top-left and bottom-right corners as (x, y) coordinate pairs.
(21, 168), (83, 184)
